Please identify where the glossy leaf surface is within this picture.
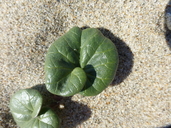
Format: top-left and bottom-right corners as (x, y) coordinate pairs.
(9, 89), (60, 128)
(45, 27), (118, 96)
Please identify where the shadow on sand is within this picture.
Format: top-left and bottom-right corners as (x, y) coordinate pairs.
(165, 0), (171, 49)
(32, 84), (92, 128)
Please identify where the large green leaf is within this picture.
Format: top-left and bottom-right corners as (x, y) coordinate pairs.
(9, 89), (60, 128)
(45, 27), (118, 96)
(80, 28), (118, 96)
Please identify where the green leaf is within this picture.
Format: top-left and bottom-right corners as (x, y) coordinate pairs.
(9, 89), (60, 128)
(45, 26), (118, 96)
(79, 28), (118, 96)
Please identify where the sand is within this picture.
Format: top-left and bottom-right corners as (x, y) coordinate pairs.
(0, 0), (171, 128)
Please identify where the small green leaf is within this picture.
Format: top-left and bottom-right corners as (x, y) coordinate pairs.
(9, 89), (60, 128)
(45, 27), (119, 96)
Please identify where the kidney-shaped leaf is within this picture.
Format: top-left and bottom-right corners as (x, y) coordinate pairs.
(9, 89), (60, 128)
(45, 27), (119, 96)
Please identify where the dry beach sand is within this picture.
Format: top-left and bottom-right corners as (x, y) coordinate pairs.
(0, 0), (171, 128)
